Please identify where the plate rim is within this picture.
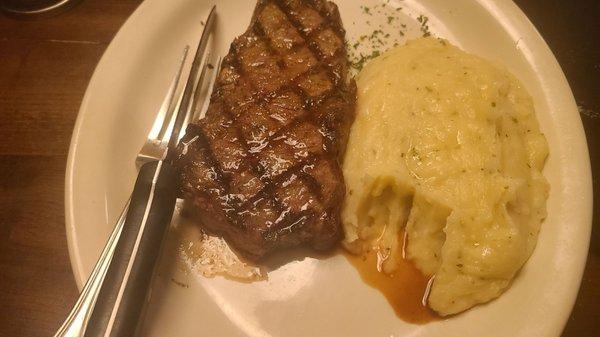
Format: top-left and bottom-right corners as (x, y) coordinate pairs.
(64, 0), (593, 335)
(64, 0), (148, 287)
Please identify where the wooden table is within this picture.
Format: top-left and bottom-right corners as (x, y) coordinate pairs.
(0, 1), (597, 336)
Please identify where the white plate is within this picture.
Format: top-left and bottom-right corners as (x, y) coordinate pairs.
(65, 0), (593, 336)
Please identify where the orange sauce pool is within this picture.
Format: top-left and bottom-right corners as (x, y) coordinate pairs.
(343, 242), (438, 323)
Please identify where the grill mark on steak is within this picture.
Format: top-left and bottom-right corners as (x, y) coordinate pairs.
(174, 0), (356, 259)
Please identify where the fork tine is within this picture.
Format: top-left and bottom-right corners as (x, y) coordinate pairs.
(136, 47), (189, 166)
(137, 5), (216, 165)
(145, 46), (189, 143)
(181, 55), (212, 134)
(196, 56), (222, 121)
(166, 6), (217, 156)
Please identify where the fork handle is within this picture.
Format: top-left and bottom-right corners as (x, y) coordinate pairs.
(84, 160), (177, 337)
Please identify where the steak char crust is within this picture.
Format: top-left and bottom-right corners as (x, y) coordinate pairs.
(174, 0), (356, 259)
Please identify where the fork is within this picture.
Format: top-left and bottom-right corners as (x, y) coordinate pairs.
(54, 6), (218, 337)
(137, 47), (219, 166)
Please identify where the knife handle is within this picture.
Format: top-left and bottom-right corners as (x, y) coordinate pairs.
(84, 160), (177, 337)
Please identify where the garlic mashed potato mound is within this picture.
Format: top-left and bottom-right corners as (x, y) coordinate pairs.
(342, 37), (549, 315)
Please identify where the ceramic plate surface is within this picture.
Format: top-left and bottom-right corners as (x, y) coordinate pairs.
(65, 0), (593, 336)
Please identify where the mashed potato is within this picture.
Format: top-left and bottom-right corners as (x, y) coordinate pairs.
(342, 37), (549, 315)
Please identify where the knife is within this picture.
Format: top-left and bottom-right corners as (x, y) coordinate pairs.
(54, 6), (217, 337)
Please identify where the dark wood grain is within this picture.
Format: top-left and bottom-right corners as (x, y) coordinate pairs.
(0, 1), (597, 336)
(0, 155), (77, 336)
(0, 1), (141, 336)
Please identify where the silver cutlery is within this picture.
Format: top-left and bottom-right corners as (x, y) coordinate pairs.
(54, 6), (218, 337)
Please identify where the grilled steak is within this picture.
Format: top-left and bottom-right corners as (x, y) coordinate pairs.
(174, 0), (356, 259)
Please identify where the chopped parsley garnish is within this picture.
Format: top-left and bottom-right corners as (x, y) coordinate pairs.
(417, 14), (431, 37)
(350, 50), (382, 71)
(348, 4), (435, 73)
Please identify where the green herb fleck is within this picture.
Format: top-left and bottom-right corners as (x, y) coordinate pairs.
(417, 14), (431, 37)
(350, 50), (382, 71)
